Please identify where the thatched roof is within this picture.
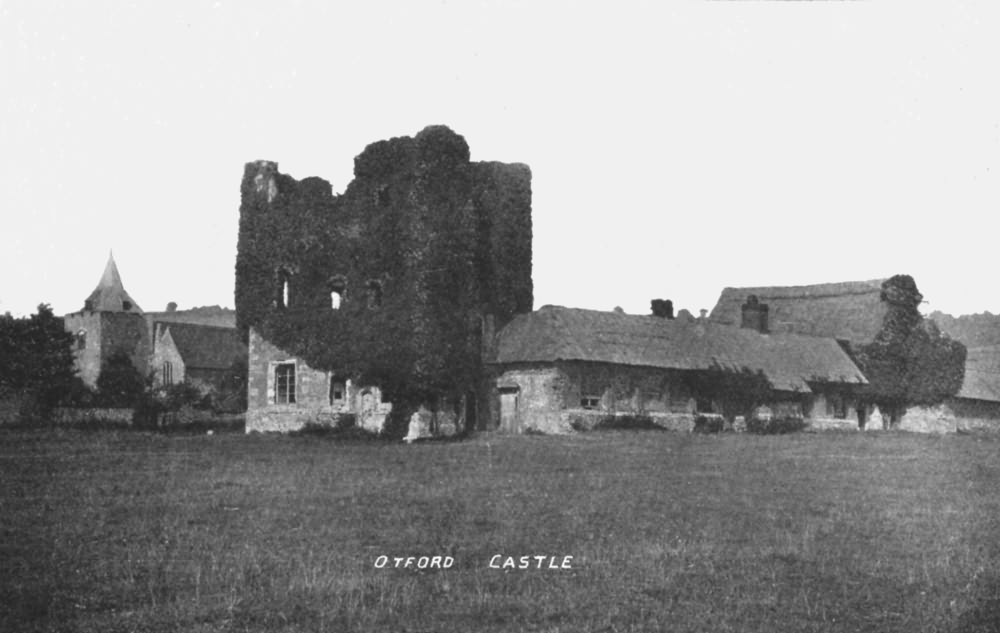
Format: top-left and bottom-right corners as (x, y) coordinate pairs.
(708, 279), (887, 344)
(493, 305), (867, 393)
(157, 322), (245, 370)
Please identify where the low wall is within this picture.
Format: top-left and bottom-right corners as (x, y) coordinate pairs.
(559, 410), (695, 434)
(50, 407), (134, 426)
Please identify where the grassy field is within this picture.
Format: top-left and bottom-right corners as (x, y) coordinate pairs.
(1, 428), (999, 632)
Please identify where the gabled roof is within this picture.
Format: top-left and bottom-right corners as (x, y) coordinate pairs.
(956, 346), (1000, 402)
(956, 369), (1000, 403)
(493, 305), (867, 392)
(83, 253), (142, 313)
(156, 322), (245, 370)
(708, 279), (887, 344)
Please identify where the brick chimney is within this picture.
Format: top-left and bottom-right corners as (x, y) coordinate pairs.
(740, 295), (769, 333)
(650, 299), (674, 319)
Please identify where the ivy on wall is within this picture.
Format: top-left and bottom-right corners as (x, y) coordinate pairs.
(854, 275), (966, 420)
(235, 126), (532, 416)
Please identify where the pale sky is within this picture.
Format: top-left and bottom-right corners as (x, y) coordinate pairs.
(2, 1), (998, 319)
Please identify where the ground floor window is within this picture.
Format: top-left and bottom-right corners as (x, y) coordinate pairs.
(580, 396), (601, 409)
(826, 394), (847, 419)
(329, 378), (346, 405)
(275, 362), (296, 404)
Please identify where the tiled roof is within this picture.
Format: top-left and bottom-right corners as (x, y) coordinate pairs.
(157, 322), (245, 370)
(493, 305), (867, 392)
(708, 279), (887, 344)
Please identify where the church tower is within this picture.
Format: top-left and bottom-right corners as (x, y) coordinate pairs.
(64, 253), (150, 388)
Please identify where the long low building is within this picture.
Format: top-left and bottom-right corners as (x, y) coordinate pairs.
(488, 304), (869, 433)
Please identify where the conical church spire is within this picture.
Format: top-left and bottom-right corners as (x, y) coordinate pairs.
(83, 252), (142, 313)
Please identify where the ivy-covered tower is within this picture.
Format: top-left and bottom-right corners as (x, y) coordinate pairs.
(236, 125), (532, 434)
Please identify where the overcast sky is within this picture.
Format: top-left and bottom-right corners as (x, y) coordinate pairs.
(2, 1), (997, 319)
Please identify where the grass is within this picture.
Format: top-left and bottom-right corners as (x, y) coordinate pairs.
(1, 428), (999, 632)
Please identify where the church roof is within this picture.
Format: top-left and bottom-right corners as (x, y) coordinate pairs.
(83, 253), (142, 313)
(157, 322), (245, 370)
(492, 305), (867, 393)
(708, 279), (887, 344)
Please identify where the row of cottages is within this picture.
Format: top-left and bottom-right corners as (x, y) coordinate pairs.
(708, 279), (1000, 432)
(487, 303), (869, 434)
(63, 254), (246, 395)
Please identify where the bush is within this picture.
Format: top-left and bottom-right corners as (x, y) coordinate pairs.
(745, 416), (806, 435)
(693, 415), (724, 434)
(593, 415), (662, 431)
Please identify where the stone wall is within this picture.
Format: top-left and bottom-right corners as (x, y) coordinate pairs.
(951, 398), (1000, 432)
(100, 312), (150, 374)
(63, 312), (103, 388)
(151, 326), (186, 386)
(50, 407), (134, 426)
(246, 328), (391, 433)
(494, 363), (701, 434)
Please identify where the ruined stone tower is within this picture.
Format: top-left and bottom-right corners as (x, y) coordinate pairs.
(236, 125), (533, 433)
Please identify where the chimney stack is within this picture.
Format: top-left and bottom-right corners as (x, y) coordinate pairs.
(651, 299), (674, 319)
(740, 295), (769, 333)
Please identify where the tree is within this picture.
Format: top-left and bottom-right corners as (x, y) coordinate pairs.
(855, 275), (966, 427)
(96, 352), (147, 408)
(0, 304), (78, 419)
(684, 363), (773, 423)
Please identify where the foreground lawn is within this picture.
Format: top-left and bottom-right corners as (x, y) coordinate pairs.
(1, 429), (999, 632)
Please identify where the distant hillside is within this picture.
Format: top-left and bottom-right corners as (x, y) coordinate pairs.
(145, 305), (236, 329)
(928, 311), (1000, 348)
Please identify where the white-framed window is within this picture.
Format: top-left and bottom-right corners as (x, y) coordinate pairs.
(580, 396), (601, 410)
(274, 362), (296, 404)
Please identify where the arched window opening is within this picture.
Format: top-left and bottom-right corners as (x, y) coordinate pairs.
(275, 269), (292, 309)
(367, 280), (383, 309)
(76, 330), (87, 351)
(328, 276), (347, 310)
(162, 361), (173, 385)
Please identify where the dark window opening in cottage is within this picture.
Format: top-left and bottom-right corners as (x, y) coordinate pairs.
(581, 396), (601, 410)
(826, 394), (847, 419)
(367, 281), (383, 309)
(162, 361), (173, 386)
(275, 363), (296, 404)
(84, 300), (93, 312)
(696, 396), (714, 414)
(329, 379), (346, 405)
(122, 300), (132, 311)
(76, 330), (86, 351)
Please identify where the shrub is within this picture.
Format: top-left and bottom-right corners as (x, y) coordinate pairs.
(693, 415), (724, 434)
(745, 416), (807, 435)
(593, 415), (662, 431)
